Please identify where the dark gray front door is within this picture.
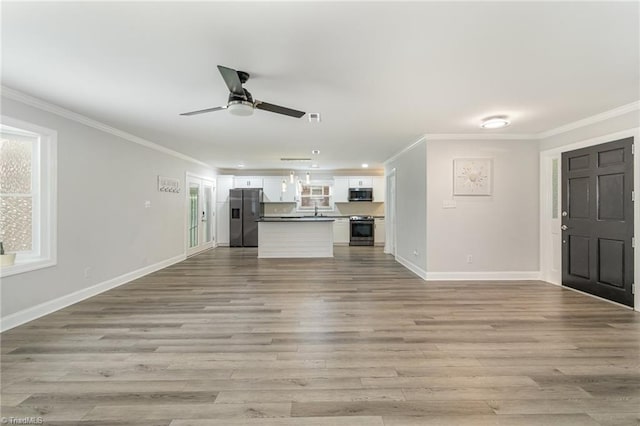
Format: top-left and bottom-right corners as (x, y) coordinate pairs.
(562, 137), (634, 307)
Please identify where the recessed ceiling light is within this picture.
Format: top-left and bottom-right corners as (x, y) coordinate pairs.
(237, 164), (245, 168)
(311, 149), (320, 155)
(311, 164), (319, 168)
(361, 163), (369, 168)
(480, 116), (510, 129)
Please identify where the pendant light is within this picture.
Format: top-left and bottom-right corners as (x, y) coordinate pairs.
(306, 172), (310, 184)
(289, 170), (295, 183)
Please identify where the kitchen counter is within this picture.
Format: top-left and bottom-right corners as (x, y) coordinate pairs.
(262, 215), (384, 219)
(258, 218), (333, 258)
(258, 217), (335, 222)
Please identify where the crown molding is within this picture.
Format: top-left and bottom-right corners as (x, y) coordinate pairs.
(537, 100), (640, 139)
(1, 86), (214, 169)
(383, 135), (427, 165)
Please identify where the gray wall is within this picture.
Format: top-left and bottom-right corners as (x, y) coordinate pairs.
(426, 139), (539, 273)
(385, 140), (427, 275)
(1, 96), (215, 319)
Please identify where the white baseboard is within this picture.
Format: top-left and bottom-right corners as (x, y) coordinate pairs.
(425, 271), (542, 281)
(396, 255), (428, 280)
(0, 253), (186, 332)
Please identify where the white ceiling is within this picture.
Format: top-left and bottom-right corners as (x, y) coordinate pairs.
(2, 2), (638, 170)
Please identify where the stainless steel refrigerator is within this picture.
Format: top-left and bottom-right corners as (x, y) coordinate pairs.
(229, 189), (264, 247)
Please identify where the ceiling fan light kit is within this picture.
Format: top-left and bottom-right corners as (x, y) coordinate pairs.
(228, 101), (254, 116)
(180, 65), (306, 119)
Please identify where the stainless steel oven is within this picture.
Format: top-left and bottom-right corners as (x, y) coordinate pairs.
(350, 216), (374, 246)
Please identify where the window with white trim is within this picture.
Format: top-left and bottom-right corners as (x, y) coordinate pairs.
(297, 182), (333, 212)
(0, 117), (56, 277)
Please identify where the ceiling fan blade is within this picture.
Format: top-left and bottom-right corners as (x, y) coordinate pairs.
(180, 106), (227, 116)
(217, 65), (246, 97)
(254, 101), (305, 118)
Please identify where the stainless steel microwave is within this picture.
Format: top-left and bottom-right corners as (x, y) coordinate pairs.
(348, 187), (373, 201)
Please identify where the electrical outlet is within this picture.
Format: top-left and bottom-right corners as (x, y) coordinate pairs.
(83, 267), (92, 278)
(466, 255), (473, 264)
(413, 249), (419, 256)
(144, 200), (151, 208)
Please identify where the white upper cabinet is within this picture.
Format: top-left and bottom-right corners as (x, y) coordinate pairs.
(262, 177), (296, 203)
(348, 177), (373, 188)
(281, 180), (296, 202)
(262, 178), (283, 202)
(372, 176), (385, 202)
(233, 177), (263, 189)
(333, 177), (350, 203)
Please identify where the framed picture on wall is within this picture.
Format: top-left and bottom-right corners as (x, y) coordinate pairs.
(453, 158), (492, 195)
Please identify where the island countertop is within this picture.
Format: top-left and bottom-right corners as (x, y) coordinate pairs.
(257, 217), (335, 222)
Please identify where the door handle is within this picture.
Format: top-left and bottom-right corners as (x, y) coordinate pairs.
(561, 225), (568, 231)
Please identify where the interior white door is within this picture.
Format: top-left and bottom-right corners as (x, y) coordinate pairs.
(186, 175), (215, 256)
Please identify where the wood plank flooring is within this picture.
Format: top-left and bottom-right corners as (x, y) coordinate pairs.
(1, 247), (639, 425)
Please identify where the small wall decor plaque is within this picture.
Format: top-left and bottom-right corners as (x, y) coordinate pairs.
(158, 176), (181, 193)
(453, 158), (492, 196)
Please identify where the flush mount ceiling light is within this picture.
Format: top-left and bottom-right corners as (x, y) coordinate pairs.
(480, 116), (510, 129)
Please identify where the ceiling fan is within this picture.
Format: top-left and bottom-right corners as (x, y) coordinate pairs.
(180, 65), (306, 118)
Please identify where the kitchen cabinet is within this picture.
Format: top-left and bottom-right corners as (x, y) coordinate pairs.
(233, 177), (263, 189)
(349, 177), (373, 188)
(372, 176), (385, 202)
(262, 177), (296, 203)
(281, 180), (296, 202)
(375, 218), (385, 245)
(333, 177), (350, 203)
(262, 178), (283, 202)
(333, 218), (350, 244)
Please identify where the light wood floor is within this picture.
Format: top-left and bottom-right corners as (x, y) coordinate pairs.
(1, 247), (639, 425)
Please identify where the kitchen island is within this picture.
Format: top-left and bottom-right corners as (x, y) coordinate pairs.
(257, 217), (335, 258)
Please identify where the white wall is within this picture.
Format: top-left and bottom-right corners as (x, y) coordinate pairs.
(540, 110), (638, 151)
(385, 139), (427, 278)
(0, 95), (215, 328)
(425, 139), (540, 278)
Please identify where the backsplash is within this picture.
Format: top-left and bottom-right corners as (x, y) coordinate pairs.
(264, 202), (384, 217)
